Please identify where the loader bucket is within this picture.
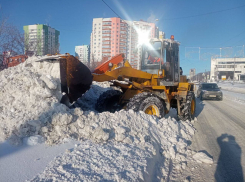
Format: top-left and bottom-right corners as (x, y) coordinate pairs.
(59, 55), (92, 105)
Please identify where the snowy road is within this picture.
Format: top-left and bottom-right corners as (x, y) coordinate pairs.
(180, 90), (245, 182)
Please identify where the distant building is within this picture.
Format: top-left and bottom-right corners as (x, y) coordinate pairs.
(189, 68), (196, 81)
(159, 31), (165, 40)
(23, 24), (60, 56)
(75, 45), (90, 64)
(90, 17), (159, 69)
(6, 55), (28, 68)
(211, 57), (245, 80)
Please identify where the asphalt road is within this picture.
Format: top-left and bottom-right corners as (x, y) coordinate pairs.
(180, 90), (245, 182)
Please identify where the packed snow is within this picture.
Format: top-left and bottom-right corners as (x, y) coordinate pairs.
(218, 81), (245, 94)
(193, 151), (213, 164)
(0, 56), (208, 181)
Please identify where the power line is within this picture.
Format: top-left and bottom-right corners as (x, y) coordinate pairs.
(218, 29), (245, 47)
(162, 4), (245, 20)
(101, 0), (122, 19)
(232, 36), (245, 46)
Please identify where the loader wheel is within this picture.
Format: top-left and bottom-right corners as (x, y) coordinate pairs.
(178, 92), (196, 121)
(126, 92), (165, 118)
(95, 90), (122, 113)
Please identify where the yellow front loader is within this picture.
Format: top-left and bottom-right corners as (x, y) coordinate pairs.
(46, 36), (195, 121)
(92, 36), (196, 121)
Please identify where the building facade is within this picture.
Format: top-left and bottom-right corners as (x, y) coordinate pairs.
(159, 31), (165, 40)
(75, 45), (90, 64)
(23, 24), (60, 56)
(6, 55), (28, 68)
(211, 57), (245, 80)
(90, 17), (159, 69)
(189, 68), (196, 81)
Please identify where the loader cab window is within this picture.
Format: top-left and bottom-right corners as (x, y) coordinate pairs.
(141, 41), (164, 74)
(144, 42), (162, 65)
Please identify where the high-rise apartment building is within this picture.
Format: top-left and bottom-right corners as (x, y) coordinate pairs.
(90, 17), (159, 69)
(75, 45), (90, 64)
(23, 24), (60, 56)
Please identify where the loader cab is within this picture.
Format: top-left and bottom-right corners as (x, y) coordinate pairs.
(141, 41), (163, 74)
(141, 37), (180, 86)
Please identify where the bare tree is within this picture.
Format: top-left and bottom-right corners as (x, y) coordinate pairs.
(0, 14), (26, 70)
(0, 16), (25, 55)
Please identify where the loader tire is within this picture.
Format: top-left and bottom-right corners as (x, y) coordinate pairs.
(178, 92), (196, 121)
(126, 92), (165, 118)
(95, 90), (122, 113)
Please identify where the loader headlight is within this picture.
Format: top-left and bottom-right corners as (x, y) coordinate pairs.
(159, 70), (163, 75)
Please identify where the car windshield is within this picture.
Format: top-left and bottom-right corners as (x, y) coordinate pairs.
(202, 84), (219, 89)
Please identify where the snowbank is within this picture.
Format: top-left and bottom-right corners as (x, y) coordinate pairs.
(0, 57), (198, 181)
(193, 151), (213, 164)
(218, 82), (245, 94)
(0, 57), (62, 144)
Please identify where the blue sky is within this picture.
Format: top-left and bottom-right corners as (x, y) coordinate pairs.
(1, 0), (245, 75)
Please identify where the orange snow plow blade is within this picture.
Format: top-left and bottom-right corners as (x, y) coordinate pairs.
(93, 53), (125, 74)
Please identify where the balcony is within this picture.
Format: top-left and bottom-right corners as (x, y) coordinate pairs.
(102, 26), (111, 30)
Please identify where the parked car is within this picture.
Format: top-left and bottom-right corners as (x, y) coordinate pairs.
(197, 83), (223, 101)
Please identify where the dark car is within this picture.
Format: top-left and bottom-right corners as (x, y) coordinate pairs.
(197, 83), (223, 101)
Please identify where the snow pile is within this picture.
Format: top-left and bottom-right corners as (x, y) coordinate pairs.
(30, 140), (152, 182)
(75, 81), (113, 111)
(23, 135), (45, 146)
(218, 82), (245, 94)
(193, 151), (213, 164)
(0, 57), (63, 145)
(30, 109), (196, 181)
(0, 56), (198, 181)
